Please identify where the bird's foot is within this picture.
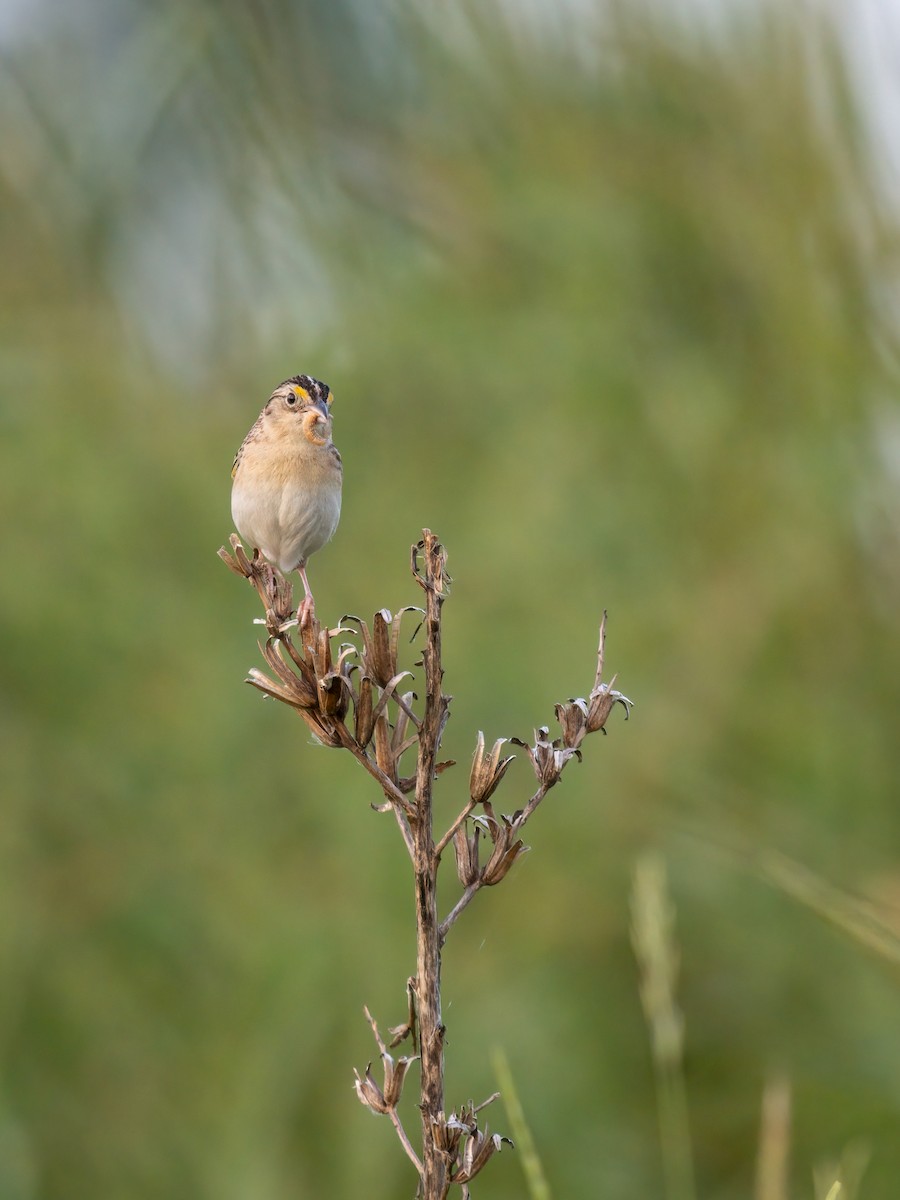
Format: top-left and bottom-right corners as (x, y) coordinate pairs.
(298, 594), (316, 631)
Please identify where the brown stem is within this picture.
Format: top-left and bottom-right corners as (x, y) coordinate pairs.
(334, 720), (417, 861)
(434, 797), (477, 859)
(439, 782), (551, 942)
(439, 879), (482, 944)
(412, 530), (450, 1199)
(513, 781), (553, 826)
(389, 1108), (423, 1179)
(364, 1007), (424, 1178)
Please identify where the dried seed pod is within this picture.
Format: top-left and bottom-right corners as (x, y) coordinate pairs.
(353, 1063), (390, 1115)
(586, 680), (633, 733)
(453, 1127), (513, 1184)
(259, 638), (318, 708)
(453, 822), (482, 887)
(469, 731), (515, 805)
(318, 671), (349, 719)
(353, 1050), (418, 1115)
(554, 699), (588, 750)
(479, 811), (529, 886)
(511, 727), (580, 787)
(374, 713), (397, 783)
(355, 676), (375, 748)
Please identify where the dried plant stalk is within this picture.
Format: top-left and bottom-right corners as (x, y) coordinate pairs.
(411, 533), (452, 1195)
(220, 528), (631, 1197)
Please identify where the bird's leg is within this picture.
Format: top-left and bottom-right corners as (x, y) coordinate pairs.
(297, 562), (316, 629)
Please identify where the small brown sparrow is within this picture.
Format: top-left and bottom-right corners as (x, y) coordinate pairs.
(231, 374), (342, 626)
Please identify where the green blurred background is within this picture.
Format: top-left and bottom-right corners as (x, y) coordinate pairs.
(3, 1), (900, 1196)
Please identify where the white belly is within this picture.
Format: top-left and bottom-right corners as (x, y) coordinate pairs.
(232, 478), (342, 573)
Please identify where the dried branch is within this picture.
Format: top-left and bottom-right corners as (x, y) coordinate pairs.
(438, 618), (632, 942)
(333, 719), (416, 860)
(435, 797), (478, 860)
(357, 1007), (423, 1178)
(410, 531), (452, 1198)
(220, 528), (631, 1199)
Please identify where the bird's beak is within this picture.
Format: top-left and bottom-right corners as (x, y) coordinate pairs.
(313, 394), (331, 422)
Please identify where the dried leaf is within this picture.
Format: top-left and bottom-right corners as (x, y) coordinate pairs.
(355, 676), (375, 747)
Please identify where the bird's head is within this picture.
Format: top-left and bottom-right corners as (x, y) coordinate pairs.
(268, 374), (334, 444)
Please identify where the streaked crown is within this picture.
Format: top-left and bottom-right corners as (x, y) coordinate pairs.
(278, 374), (332, 407)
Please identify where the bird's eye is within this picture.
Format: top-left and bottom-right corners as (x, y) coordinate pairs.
(286, 393), (297, 406)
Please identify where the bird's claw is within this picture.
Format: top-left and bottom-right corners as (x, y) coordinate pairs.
(299, 594), (316, 631)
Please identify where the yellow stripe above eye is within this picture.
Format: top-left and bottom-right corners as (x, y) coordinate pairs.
(294, 386), (310, 402)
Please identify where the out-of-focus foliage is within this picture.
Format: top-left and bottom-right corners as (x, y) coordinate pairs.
(2, 1), (900, 1197)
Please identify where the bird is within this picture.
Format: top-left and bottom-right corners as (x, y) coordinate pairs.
(231, 374), (342, 628)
